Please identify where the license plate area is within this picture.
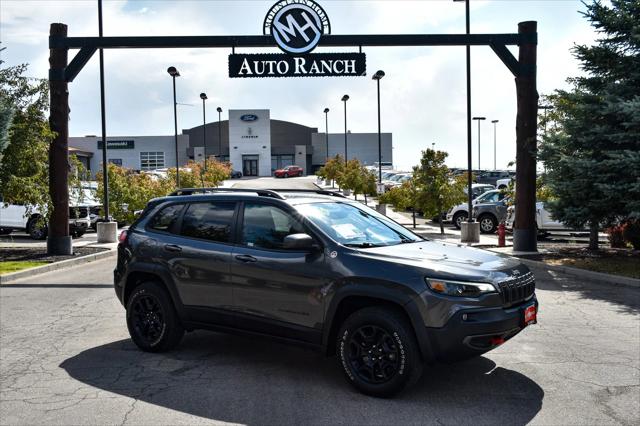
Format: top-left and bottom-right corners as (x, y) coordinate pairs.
(523, 303), (537, 327)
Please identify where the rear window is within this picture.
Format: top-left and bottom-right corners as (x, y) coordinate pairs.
(148, 204), (184, 233)
(180, 202), (236, 243)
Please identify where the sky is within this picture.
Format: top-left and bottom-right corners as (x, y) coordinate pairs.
(0, 0), (597, 170)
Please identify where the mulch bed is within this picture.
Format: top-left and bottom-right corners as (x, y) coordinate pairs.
(0, 247), (108, 263)
(517, 247), (640, 279)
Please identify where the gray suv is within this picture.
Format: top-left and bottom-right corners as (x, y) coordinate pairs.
(114, 188), (537, 397)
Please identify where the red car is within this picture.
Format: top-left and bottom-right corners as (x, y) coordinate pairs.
(274, 165), (303, 178)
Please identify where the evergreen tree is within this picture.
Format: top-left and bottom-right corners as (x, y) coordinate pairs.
(539, 0), (640, 250)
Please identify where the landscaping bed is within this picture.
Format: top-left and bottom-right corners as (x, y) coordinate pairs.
(518, 247), (640, 279)
(0, 247), (109, 275)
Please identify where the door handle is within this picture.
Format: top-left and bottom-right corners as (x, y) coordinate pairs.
(164, 244), (182, 253)
(235, 254), (257, 263)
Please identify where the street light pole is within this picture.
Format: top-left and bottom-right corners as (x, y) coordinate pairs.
(217, 107), (223, 161)
(372, 70), (385, 184)
(454, 0), (473, 224)
(167, 66), (180, 188)
(323, 108), (330, 162)
(342, 94), (349, 164)
(200, 93), (207, 172)
(97, 0), (109, 222)
(491, 119), (499, 170)
(473, 116), (486, 171)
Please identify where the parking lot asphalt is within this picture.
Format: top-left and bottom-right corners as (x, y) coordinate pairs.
(1, 256), (638, 425)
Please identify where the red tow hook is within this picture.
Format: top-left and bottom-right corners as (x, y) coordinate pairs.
(490, 337), (505, 346)
(498, 222), (506, 247)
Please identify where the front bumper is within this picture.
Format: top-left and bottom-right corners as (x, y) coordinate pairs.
(426, 296), (538, 362)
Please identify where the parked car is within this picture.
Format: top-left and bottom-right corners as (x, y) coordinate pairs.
(475, 170), (512, 186)
(446, 189), (505, 229)
(384, 173), (412, 190)
(274, 165), (303, 178)
(0, 195), (91, 239)
(472, 196), (510, 234)
(230, 170), (243, 179)
(505, 201), (581, 234)
(496, 178), (512, 189)
(115, 187), (537, 397)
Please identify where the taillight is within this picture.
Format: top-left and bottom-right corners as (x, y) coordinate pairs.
(118, 230), (128, 244)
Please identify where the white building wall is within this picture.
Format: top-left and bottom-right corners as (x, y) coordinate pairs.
(69, 135), (189, 177)
(228, 109), (271, 176)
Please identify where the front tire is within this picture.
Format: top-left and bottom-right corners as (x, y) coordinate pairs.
(337, 307), (423, 398)
(27, 216), (47, 240)
(126, 281), (184, 352)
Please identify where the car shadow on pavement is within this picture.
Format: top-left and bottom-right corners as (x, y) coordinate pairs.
(527, 264), (640, 314)
(60, 332), (543, 425)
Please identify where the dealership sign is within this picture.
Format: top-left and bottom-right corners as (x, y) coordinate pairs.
(97, 140), (134, 149)
(240, 114), (259, 122)
(229, 53), (365, 78)
(229, 0), (365, 78)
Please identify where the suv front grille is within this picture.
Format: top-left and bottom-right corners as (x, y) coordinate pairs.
(497, 272), (535, 307)
(69, 207), (89, 219)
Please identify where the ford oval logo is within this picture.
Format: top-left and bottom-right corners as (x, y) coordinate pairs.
(240, 114), (258, 122)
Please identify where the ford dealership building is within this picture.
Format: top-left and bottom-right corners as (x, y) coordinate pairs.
(70, 109), (392, 178)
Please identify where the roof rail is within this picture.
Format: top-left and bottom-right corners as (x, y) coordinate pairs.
(169, 187), (285, 200)
(271, 189), (347, 198)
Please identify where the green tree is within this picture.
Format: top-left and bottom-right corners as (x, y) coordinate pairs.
(0, 63), (83, 224)
(412, 149), (466, 235)
(539, 0), (640, 250)
(378, 180), (420, 228)
(322, 155), (344, 188)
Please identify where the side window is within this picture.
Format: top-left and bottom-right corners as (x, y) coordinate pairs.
(242, 203), (305, 250)
(180, 202), (235, 243)
(148, 204), (183, 233)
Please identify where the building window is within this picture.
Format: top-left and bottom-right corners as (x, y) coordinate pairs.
(140, 152), (165, 171)
(108, 159), (122, 167)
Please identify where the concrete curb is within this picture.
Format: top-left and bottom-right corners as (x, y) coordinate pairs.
(0, 249), (116, 284)
(517, 257), (640, 288)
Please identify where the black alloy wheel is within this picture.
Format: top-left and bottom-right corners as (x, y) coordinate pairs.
(346, 325), (400, 385)
(131, 294), (165, 345)
(337, 307), (423, 397)
(126, 282), (184, 352)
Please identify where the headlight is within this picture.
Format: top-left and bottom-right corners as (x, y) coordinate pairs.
(426, 278), (497, 297)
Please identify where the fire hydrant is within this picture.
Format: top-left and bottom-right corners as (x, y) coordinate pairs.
(498, 222), (506, 247)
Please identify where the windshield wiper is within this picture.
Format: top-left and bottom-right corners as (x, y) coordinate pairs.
(344, 242), (387, 248)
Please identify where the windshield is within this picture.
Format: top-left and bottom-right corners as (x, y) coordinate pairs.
(296, 202), (422, 247)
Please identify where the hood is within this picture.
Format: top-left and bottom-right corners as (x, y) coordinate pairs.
(353, 240), (525, 283)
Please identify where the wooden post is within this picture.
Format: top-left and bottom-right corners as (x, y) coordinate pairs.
(48, 23), (72, 255)
(513, 21), (538, 252)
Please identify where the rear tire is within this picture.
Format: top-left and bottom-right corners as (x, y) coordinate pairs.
(478, 214), (498, 234)
(126, 281), (184, 352)
(337, 307), (423, 398)
(453, 212), (467, 230)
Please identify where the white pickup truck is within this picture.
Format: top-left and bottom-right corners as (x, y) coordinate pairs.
(505, 201), (574, 233)
(0, 197), (91, 239)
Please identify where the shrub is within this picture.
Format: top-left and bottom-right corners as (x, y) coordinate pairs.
(622, 220), (640, 250)
(607, 224), (626, 248)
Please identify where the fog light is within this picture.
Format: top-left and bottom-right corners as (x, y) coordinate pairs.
(462, 314), (468, 321)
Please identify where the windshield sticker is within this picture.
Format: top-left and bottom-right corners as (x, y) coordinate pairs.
(332, 223), (365, 240)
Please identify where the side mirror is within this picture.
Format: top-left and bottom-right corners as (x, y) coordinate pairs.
(283, 233), (315, 251)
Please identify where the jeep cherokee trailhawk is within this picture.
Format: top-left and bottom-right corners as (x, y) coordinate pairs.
(114, 188), (537, 397)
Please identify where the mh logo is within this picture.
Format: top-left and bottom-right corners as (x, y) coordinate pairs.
(264, 1), (331, 55)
